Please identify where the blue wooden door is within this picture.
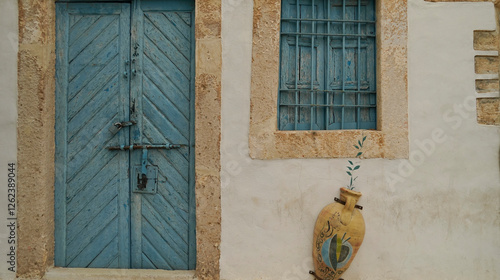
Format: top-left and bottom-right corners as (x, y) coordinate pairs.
(55, 0), (196, 269)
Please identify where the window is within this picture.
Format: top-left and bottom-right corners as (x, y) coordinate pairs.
(249, 0), (408, 159)
(278, 0), (376, 130)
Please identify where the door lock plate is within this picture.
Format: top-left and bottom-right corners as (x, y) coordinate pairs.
(133, 165), (158, 194)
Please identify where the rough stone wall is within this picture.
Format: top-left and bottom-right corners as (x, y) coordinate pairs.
(427, 0), (500, 125)
(17, 0), (56, 278)
(194, 1), (222, 279)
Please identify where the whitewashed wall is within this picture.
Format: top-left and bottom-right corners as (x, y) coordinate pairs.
(221, 0), (500, 279)
(0, 0), (18, 279)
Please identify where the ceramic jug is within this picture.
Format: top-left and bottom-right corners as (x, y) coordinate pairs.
(312, 188), (365, 280)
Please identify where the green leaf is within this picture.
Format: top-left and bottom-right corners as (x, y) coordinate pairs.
(348, 160), (353, 165)
(354, 145), (359, 149)
(356, 152), (362, 157)
(358, 140), (362, 147)
(353, 165), (360, 170)
(363, 136), (367, 142)
(347, 166), (353, 171)
(346, 171), (352, 176)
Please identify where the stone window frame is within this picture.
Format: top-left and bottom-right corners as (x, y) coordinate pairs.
(249, 0), (409, 159)
(17, 1), (222, 279)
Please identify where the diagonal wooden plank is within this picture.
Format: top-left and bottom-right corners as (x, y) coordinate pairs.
(66, 188), (118, 243)
(142, 253), (156, 269)
(157, 175), (189, 214)
(143, 59), (189, 118)
(68, 53), (119, 105)
(143, 18), (190, 78)
(69, 33), (118, 82)
(68, 22), (120, 81)
(143, 194), (188, 241)
(67, 113), (118, 177)
(145, 12), (190, 59)
(143, 76), (189, 130)
(66, 152), (118, 204)
(142, 219), (188, 269)
(66, 142), (118, 191)
(142, 95), (189, 142)
(69, 15), (117, 61)
(69, 14), (85, 30)
(67, 76), (119, 141)
(67, 218), (118, 267)
(66, 197), (118, 261)
(142, 235), (173, 270)
(88, 237), (119, 268)
(69, 15), (99, 44)
(163, 12), (191, 39)
(142, 202), (188, 257)
(67, 172), (118, 222)
(143, 34), (189, 90)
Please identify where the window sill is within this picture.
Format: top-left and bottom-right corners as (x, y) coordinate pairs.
(249, 129), (407, 159)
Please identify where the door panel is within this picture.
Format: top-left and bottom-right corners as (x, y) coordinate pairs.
(55, 0), (195, 270)
(55, 3), (131, 268)
(130, 1), (196, 269)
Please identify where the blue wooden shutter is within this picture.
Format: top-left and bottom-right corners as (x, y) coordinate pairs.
(130, 0), (196, 270)
(279, 0), (376, 130)
(55, 3), (131, 268)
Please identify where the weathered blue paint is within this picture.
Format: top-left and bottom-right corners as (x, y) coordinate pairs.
(279, 0), (376, 130)
(55, 0), (196, 269)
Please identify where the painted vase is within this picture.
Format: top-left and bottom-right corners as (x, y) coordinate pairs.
(312, 188), (365, 280)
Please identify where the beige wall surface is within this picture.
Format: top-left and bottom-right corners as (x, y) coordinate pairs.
(221, 0), (500, 279)
(0, 0), (18, 279)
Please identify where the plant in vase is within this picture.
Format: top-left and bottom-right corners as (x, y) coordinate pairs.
(345, 135), (367, 190)
(311, 135), (367, 280)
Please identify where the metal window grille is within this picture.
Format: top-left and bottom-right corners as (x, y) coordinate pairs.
(278, 0), (376, 130)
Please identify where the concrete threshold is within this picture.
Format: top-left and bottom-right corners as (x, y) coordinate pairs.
(43, 267), (196, 280)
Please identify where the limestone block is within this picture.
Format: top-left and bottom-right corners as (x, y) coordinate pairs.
(476, 79), (499, 93)
(475, 56), (499, 74)
(474, 30), (499, 51)
(477, 97), (500, 125)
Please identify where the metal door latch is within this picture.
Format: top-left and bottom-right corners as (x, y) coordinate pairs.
(138, 148), (149, 190)
(106, 143), (186, 194)
(134, 148), (158, 194)
(114, 120), (137, 130)
(109, 120), (136, 134)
